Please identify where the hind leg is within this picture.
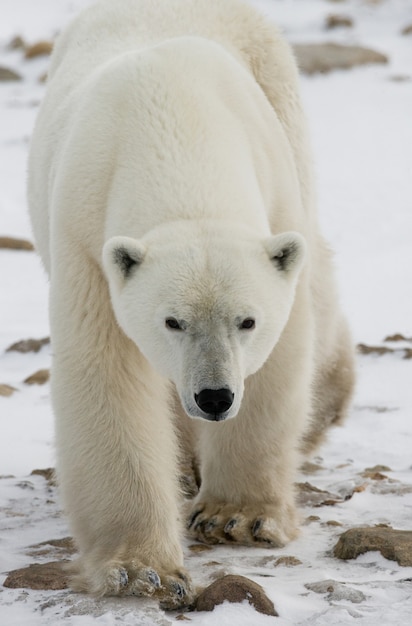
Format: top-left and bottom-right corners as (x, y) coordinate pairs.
(302, 320), (355, 454)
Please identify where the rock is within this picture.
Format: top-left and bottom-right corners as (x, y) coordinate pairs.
(305, 579), (366, 603)
(384, 333), (412, 343)
(7, 35), (26, 50)
(297, 481), (345, 507)
(3, 561), (69, 590)
(0, 384), (17, 397)
(23, 369), (50, 385)
(333, 527), (412, 566)
(358, 343), (412, 359)
(293, 43), (388, 75)
(6, 337), (50, 353)
(0, 236), (34, 250)
(364, 464), (392, 473)
(188, 544), (213, 553)
(325, 15), (353, 29)
(401, 24), (412, 36)
(27, 537), (76, 559)
(195, 574), (278, 616)
(301, 460), (325, 474)
(0, 67), (22, 82)
(31, 467), (57, 486)
(258, 554), (302, 567)
(273, 555), (302, 567)
(25, 41), (53, 59)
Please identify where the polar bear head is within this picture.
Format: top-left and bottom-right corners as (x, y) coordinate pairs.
(103, 222), (306, 421)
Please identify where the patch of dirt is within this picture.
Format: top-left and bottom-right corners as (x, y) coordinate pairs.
(24, 41), (53, 59)
(384, 333), (412, 342)
(292, 43), (388, 74)
(297, 481), (348, 507)
(188, 544), (213, 554)
(23, 369), (50, 385)
(6, 337), (50, 353)
(26, 537), (76, 559)
(0, 67), (22, 82)
(31, 468), (56, 486)
(0, 236), (34, 250)
(0, 383), (18, 397)
(3, 560), (69, 590)
(305, 579), (366, 603)
(357, 343), (412, 359)
(7, 35), (26, 50)
(259, 555), (302, 568)
(325, 14), (354, 29)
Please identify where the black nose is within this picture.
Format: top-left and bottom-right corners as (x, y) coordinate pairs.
(195, 388), (234, 417)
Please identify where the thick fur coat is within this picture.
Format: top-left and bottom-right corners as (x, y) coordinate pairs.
(28, 0), (355, 608)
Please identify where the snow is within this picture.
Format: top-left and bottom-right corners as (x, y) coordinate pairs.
(1, 0), (412, 624)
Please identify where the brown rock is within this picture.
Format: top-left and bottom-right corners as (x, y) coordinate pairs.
(0, 236), (34, 250)
(293, 43), (388, 75)
(297, 481), (345, 507)
(274, 555), (302, 567)
(334, 527), (412, 566)
(305, 579), (366, 603)
(401, 24), (412, 36)
(357, 343), (412, 359)
(24, 369), (50, 385)
(384, 333), (412, 342)
(6, 337), (50, 353)
(188, 544), (213, 553)
(326, 15), (353, 29)
(25, 41), (53, 59)
(3, 560), (69, 590)
(27, 537), (75, 558)
(195, 574), (277, 616)
(357, 343), (392, 356)
(31, 467), (56, 485)
(0, 384), (17, 397)
(7, 35), (26, 50)
(364, 464), (392, 473)
(0, 67), (22, 82)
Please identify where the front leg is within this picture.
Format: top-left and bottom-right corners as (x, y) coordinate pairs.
(187, 344), (311, 548)
(50, 264), (194, 609)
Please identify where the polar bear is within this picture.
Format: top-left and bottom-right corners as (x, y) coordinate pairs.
(28, 0), (355, 609)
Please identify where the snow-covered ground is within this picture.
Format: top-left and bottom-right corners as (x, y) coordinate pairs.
(1, 0), (412, 624)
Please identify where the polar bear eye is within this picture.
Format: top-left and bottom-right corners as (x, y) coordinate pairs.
(239, 318), (255, 330)
(165, 317), (183, 331)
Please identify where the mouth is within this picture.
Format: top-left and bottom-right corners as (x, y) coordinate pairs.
(201, 412), (228, 422)
(183, 402), (233, 422)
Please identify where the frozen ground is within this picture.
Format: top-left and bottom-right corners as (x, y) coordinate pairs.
(1, 0), (412, 624)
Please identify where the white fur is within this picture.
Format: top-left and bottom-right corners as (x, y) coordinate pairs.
(28, 0), (354, 606)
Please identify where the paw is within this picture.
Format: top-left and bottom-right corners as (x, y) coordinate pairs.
(187, 502), (298, 548)
(75, 561), (195, 609)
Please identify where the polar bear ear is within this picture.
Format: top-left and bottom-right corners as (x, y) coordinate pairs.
(102, 236), (146, 283)
(264, 231), (306, 276)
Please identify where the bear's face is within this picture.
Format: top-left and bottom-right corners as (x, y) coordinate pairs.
(103, 224), (306, 421)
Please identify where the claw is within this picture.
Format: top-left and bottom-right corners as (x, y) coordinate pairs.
(171, 581), (187, 599)
(224, 518), (238, 534)
(147, 569), (161, 589)
(252, 518), (264, 537)
(187, 508), (203, 529)
(204, 518), (217, 533)
(119, 567), (128, 587)
(194, 518), (206, 533)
